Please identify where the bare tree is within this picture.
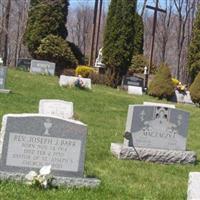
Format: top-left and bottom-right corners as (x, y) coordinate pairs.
(174, 0), (195, 80)
(140, 0), (148, 17)
(156, 0), (173, 63)
(3, 0), (11, 65)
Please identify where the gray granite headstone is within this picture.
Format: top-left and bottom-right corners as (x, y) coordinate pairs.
(0, 67), (10, 93)
(30, 60), (55, 76)
(0, 67), (7, 89)
(125, 105), (189, 151)
(0, 114), (87, 178)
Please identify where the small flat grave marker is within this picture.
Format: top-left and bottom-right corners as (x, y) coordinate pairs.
(59, 75), (92, 89)
(39, 99), (74, 119)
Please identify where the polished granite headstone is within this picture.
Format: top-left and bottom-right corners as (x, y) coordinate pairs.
(0, 114), (100, 187)
(111, 105), (196, 164)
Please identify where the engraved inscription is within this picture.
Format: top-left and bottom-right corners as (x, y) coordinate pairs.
(130, 106), (188, 150)
(6, 133), (81, 172)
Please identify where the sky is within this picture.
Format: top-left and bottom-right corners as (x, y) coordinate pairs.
(69, 0), (167, 10)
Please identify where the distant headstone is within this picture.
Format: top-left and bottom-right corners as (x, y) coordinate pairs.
(122, 76), (144, 95)
(39, 100), (73, 119)
(123, 76), (144, 88)
(59, 75), (92, 89)
(0, 114), (100, 187)
(111, 105), (196, 164)
(0, 67), (10, 93)
(30, 60), (55, 76)
(187, 172), (200, 200)
(172, 90), (194, 104)
(17, 58), (31, 71)
(128, 86), (143, 95)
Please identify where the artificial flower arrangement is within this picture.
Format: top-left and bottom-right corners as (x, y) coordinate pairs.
(172, 78), (186, 93)
(25, 165), (55, 189)
(74, 75), (86, 89)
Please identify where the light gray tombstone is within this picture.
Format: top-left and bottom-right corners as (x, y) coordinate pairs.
(30, 60), (55, 76)
(0, 114), (100, 187)
(39, 99), (74, 119)
(111, 105), (196, 164)
(59, 75), (92, 89)
(0, 67), (10, 93)
(125, 105), (189, 151)
(128, 86), (143, 95)
(172, 90), (194, 104)
(187, 172), (200, 200)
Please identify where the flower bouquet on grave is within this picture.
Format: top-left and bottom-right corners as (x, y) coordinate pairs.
(25, 165), (55, 189)
(172, 78), (186, 94)
(74, 75), (85, 89)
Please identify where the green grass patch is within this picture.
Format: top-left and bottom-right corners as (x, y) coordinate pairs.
(0, 69), (199, 200)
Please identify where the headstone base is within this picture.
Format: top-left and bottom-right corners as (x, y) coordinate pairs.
(0, 89), (10, 94)
(0, 171), (101, 188)
(111, 143), (196, 164)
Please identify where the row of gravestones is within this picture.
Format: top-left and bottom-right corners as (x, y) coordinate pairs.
(17, 59), (55, 76)
(121, 75), (194, 104)
(0, 99), (199, 195)
(15, 59), (195, 104)
(17, 58), (92, 89)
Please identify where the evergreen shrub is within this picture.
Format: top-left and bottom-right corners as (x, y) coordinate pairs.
(148, 64), (174, 99)
(190, 72), (200, 107)
(35, 34), (77, 74)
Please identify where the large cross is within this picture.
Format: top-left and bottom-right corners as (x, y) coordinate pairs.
(145, 0), (166, 88)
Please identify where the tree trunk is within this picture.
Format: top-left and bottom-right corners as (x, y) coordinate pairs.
(3, 0), (11, 66)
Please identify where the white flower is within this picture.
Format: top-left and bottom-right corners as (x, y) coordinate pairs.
(25, 171), (37, 181)
(42, 180), (48, 189)
(39, 165), (51, 176)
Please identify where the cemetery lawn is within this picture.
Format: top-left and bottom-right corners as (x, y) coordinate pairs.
(0, 69), (200, 200)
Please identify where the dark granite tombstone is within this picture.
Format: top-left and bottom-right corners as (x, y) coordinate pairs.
(0, 114), (86, 177)
(0, 114), (100, 187)
(111, 105), (196, 164)
(17, 59), (31, 71)
(122, 76), (144, 88)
